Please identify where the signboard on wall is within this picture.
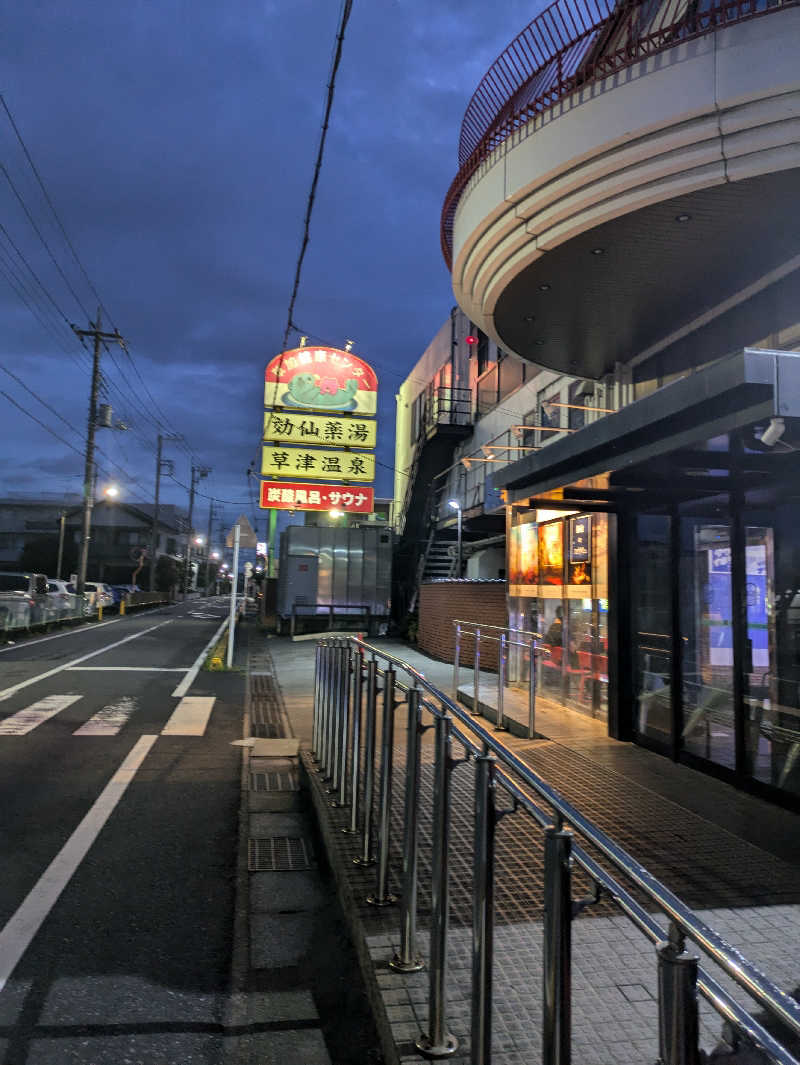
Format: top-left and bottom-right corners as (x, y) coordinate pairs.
(261, 446), (375, 482)
(264, 346), (378, 415)
(538, 521), (563, 585)
(259, 480), (374, 513)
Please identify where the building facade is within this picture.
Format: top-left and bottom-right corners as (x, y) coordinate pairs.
(422, 0), (800, 806)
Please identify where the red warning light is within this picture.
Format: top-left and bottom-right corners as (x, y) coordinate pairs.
(466, 335), (478, 345)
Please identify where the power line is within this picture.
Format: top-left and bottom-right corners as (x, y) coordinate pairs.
(281, 0), (353, 351)
(1, 93), (108, 322)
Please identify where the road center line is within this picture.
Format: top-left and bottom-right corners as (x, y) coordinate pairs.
(172, 616), (230, 698)
(0, 621), (174, 702)
(0, 734), (157, 994)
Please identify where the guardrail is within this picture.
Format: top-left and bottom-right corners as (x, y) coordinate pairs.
(441, 0), (800, 266)
(312, 636), (800, 1065)
(453, 620), (545, 738)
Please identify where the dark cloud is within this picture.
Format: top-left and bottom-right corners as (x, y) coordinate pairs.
(0, 0), (539, 530)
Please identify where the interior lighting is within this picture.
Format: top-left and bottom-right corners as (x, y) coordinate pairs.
(524, 315), (536, 322)
(538, 283), (551, 291)
(675, 213), (692, 223)
(329, 508), (344, 518)
(535, 339), (546, 346)
(590, 247), (605, 255)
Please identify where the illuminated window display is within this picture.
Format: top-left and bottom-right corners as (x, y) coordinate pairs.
(509, 509), (609, 721)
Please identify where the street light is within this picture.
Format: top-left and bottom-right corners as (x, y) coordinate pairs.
(103, 483), (120, 499)
(448, 499), (462, 577)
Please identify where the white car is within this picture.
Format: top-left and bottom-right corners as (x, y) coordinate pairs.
(70, 581), (114, 612)
(47, 579), (82, 620)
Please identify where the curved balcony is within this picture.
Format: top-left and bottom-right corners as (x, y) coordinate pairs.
(443, 0), (800, 379)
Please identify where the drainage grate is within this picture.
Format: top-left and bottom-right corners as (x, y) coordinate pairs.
(250, 701), (285, 738)
(250, 770), (299, 793)
(248, 836), (311, 872)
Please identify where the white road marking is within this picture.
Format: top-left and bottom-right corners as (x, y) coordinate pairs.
(0, 695), (82, 735)
(65, 667), (190, 672)
(0, 734), (157, 994)
(171, 616), (229, 698)
(0, 621), (173, 702)
(161, 696), (215, 736)
(74, 696), (137, 736)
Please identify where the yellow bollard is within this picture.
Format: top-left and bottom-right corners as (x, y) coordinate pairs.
(120, 598), (126, 616)
(98, 604), (103, 622)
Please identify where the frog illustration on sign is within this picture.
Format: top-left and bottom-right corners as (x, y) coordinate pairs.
(284, 372), (359, 410)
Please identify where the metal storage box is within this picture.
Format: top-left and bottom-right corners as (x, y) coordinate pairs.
(276, 525), (392, 634)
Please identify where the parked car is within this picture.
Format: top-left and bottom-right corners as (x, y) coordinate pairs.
(111, 584), (141, 605)
(68, 581), (114, 612)
(46, 578), (84, 620)
(0, 571), (50, 630)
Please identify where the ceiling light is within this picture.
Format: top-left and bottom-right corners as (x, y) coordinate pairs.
(590, 247), (604, 255)
(538, 283), (551, 291)
(535, 339), (546, 346)
(524, 314), (536, 322)
(675, 213), (691, 223)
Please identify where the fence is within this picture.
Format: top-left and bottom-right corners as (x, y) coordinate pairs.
(311, 635), (800, 1065)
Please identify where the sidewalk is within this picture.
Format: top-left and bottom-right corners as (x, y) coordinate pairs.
(259, 635), (800, 1065)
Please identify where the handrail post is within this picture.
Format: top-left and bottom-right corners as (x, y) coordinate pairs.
(657, 923), (701, 1065)
(332, 640), (352, 807)
(320, 640), (336, 776)
(495, 633), (506, 731)
(391, 686), (424, 972)
(325, 639), (343, 784)
(354, 656), (378, 867)
(416, 714), (458, 1058)
(471, 754), (496, 1065)
(344, 645), (363, 834)
(367, 666), (397, 906)
(453, 622), (461, 693)
(472, 628), (481, 715)
(528, 637), (537, 739)
(311, 640), (323, 761)
(543, 825), (573, 1065)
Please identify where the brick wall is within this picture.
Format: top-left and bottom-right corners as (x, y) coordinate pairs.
(418, 580), (508, 670)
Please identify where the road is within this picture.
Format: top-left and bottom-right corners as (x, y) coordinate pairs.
(0, 597), (243, 1065)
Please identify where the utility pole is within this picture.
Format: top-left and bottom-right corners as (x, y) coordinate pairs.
(149, 433), (180, 590)
(204, 499), (216, 592)
(56, 511), (66, 580)
(183, 464), (210, 594)
(71, 308), (126, 597)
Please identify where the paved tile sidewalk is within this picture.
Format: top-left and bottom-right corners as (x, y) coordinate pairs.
(269, 635), (800, 1065)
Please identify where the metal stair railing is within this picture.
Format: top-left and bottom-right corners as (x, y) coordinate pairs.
(312, 636), (800, 1065)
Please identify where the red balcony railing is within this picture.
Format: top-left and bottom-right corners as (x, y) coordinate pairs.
(441, 0), (799, 268)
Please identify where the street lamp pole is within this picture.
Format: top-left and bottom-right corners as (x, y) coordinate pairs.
(448, 499), (462, 578)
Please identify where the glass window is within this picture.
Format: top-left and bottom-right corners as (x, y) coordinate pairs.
(568, 380), (587, 431)
(538, 388), (562, 443)
(633, 513), (672, 745)
(476, 329), (490, 376)
(680, 519), (735, 769)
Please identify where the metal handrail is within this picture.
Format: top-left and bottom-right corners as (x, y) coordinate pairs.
(441, 0), (800, 265)
(312, 635), (800, 1065)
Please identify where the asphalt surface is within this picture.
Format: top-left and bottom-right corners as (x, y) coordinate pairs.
(0, 597), (243, 1065)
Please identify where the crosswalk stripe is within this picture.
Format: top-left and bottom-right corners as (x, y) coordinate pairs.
(73, 697), (137, 736)
(161, 696), (215, 736)
(0, 695), (82, 735)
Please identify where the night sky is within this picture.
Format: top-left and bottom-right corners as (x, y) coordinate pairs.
(0, 1), (534, 539)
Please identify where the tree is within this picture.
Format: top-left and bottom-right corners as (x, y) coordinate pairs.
(154, 555), (178, 595)
(19, 536), (77, 578)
